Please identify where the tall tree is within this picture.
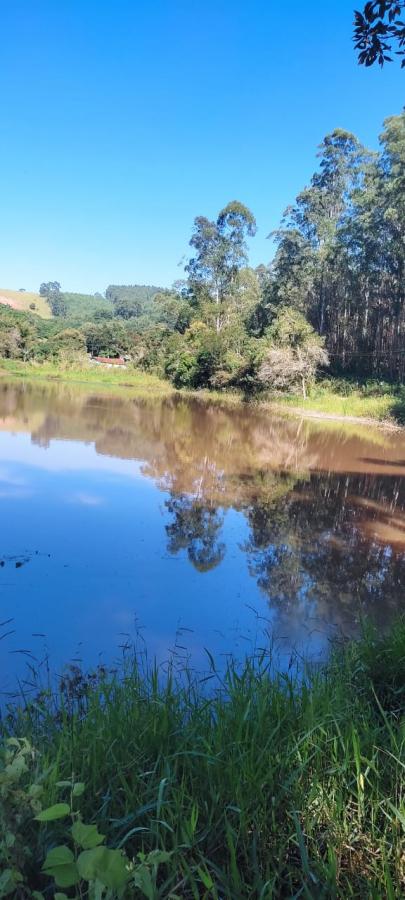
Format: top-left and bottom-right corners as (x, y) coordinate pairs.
(270, 130), (369, 333)
(186, 201), (257, 332)
(339, 112), (405, 377)
(266, 117), (405, 380)
(39, 281), (61, 298)
(39, 281), (67, 317)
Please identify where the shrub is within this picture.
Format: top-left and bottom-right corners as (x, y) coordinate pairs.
(257, 307), (329, 397)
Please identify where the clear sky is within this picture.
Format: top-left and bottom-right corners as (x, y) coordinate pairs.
(1, 0), (403, 294)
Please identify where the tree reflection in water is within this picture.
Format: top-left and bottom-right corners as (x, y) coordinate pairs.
(165, 495), (225, 572)
(0, 380), (404, 646)
(164, 470), (405, 639)
(242, 471), (405, 636)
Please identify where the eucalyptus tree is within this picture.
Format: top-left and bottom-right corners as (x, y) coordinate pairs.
(186, 201), (257, 331)
(39, 281), (61, 298)
(266, 118), (405, 379)
(39, 281), (67, 317)
(339, 112), (405, 377)
(271, 130), (370, 335)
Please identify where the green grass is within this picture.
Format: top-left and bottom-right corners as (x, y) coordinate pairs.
(271, 380), (405, 425)
(2, 621), (404, 898)
(0, 360), (247, 411)
(277, 391), (394, 419)
(0, 359), (173, 395)
(0, 288), (52, 319)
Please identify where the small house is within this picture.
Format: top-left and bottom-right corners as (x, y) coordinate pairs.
(91, 356), (127, 368)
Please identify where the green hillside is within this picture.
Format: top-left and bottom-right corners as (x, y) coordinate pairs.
(61, 292), (113, 320)
(106, 283), (163, 319)
(0, 285), (166, 323)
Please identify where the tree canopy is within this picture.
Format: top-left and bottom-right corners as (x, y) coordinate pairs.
(186, 201), (257, 332)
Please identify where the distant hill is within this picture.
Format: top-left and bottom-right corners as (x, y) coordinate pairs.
(61, 292), (113, 320)
(105, 284), (163, 319)
(0, 284), (165, 323)
(106, 284), (163, 303)
(0, 289), (51, 319)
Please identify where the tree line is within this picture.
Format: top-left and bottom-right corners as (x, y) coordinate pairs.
(270, 112), (404, 380)
(1, 111), (404, 393)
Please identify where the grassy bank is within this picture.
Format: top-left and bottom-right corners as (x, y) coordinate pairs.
(0, 360), (238, 408)
(269, 380), (405, 426)
(1, 623), (404, 898)
(0, 359), (173, 395)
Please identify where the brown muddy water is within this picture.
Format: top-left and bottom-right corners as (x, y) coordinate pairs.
(1, 379), (404, 691)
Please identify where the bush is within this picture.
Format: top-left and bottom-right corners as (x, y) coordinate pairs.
(257, 307), (329, 398)
(164, 323), (220, 388)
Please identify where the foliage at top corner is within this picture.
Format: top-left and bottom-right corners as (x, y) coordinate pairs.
(354, 1), (405, 68)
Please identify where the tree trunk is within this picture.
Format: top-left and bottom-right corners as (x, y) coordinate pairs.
(319, 264), (325, 335)
(215, 285), (220, 334)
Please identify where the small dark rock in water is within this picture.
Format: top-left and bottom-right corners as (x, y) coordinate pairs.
(15, 561), (24, 569)
(0, 561), (4, 567)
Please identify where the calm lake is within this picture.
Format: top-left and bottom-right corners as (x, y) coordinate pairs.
(1, 378), (405, 692)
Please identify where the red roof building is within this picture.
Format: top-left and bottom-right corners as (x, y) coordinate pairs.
(92, 356), (127, 366)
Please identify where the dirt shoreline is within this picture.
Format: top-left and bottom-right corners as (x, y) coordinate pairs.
(265, 402), (403, 432)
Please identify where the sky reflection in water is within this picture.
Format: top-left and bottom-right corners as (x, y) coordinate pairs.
(1, 380), (405, 691)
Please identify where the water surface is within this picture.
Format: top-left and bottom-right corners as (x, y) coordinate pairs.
(1, 379), (405, 691)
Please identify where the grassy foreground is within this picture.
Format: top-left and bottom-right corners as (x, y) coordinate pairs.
(1, 623), (404, 898)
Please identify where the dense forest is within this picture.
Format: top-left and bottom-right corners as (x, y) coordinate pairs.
(1, 111), (404, 394)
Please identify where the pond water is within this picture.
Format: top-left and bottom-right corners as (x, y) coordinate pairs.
(1, 378), (405, 692)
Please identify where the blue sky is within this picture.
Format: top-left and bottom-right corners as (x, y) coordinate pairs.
(1, 0), (403, 294)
